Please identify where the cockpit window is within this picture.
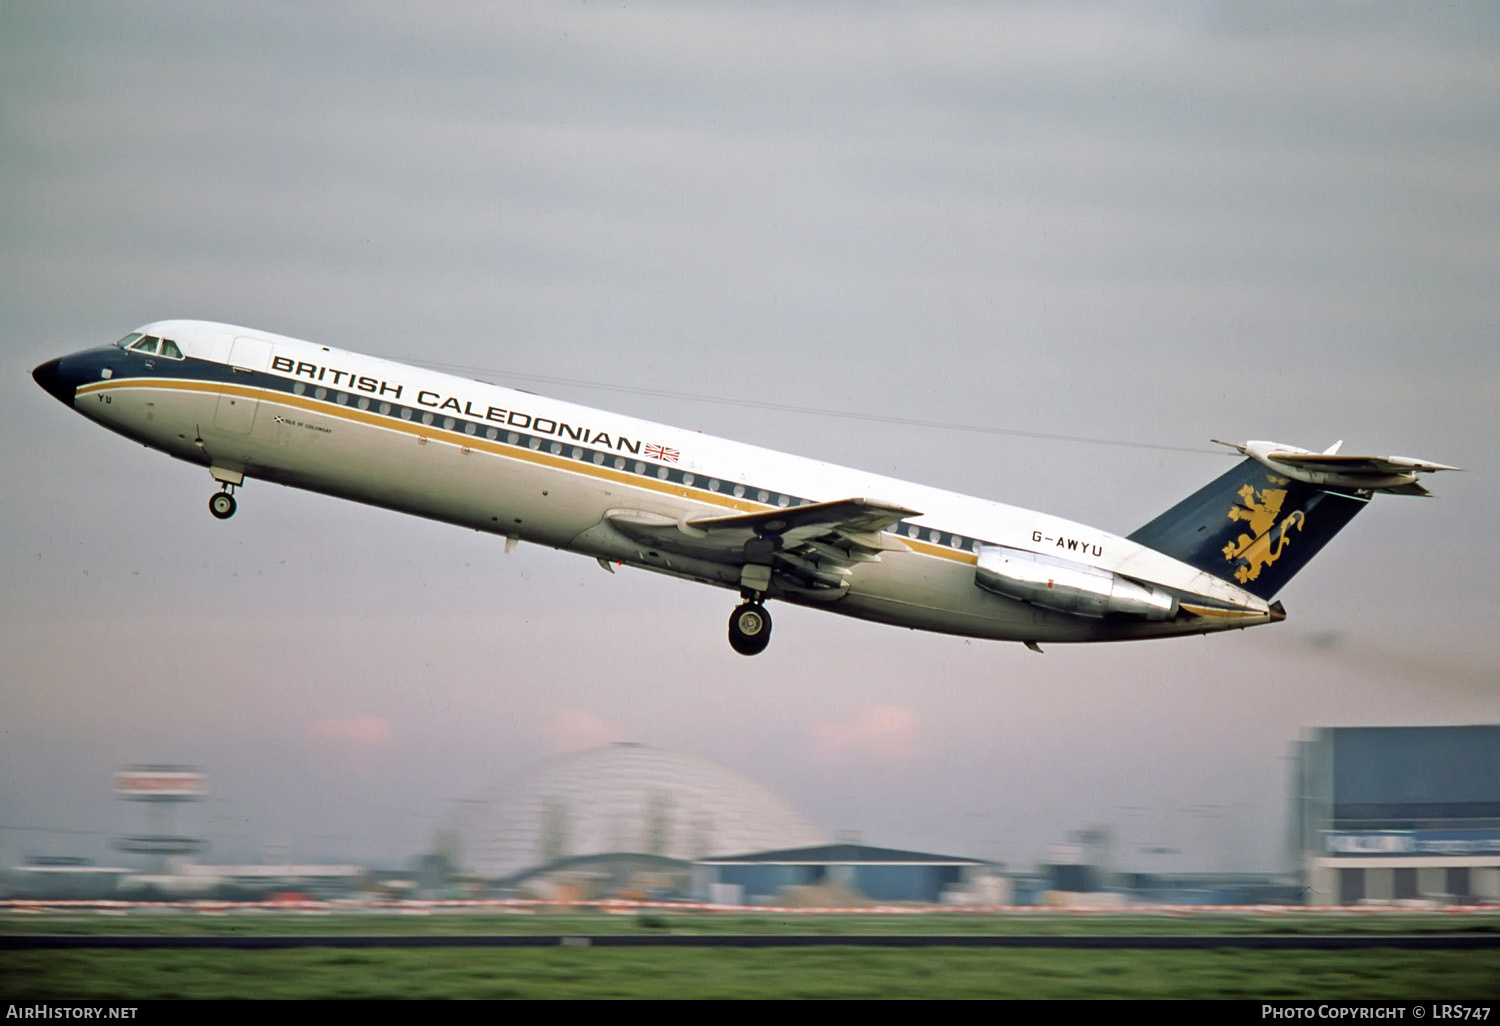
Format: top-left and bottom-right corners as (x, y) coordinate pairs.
(114, 333), (144, 350)
(159, 339), (183, 360)
(128, 336), (161, 355)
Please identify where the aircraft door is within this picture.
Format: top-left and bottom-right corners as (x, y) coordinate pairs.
(213, 336), (271, 434)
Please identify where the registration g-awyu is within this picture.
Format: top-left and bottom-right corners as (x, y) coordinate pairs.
(34, 322), (1458, 655)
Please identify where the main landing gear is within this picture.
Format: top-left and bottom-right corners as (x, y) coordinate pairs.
(209, 486), (237, 520)
(728, 598), (772, 656)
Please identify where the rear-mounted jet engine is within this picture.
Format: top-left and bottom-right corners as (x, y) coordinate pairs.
(975, 545), (1177, 620)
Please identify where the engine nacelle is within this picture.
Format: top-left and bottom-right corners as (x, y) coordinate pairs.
(975, 545), (1177, 621)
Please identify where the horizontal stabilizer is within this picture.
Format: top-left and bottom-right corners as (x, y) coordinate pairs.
(1381, 481), (1433, 497)
(1267, 453), (1458, 474)
(1211, 440), (1459, 495)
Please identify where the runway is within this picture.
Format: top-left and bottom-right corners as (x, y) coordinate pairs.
(6, 933), (1500, 950)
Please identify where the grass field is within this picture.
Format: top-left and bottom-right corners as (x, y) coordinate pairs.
(4, 910), (1499, 999)
(6, 907), (1500, 936)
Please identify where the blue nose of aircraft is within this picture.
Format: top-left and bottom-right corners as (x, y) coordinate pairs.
(32, 357), (77, 405)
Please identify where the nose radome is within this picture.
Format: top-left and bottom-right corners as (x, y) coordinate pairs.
(32, 357), (76, 405)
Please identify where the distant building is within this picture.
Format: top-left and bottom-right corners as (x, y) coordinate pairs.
(695, 842), (997, 905)
(1291, 725), (1500, 904)
(5, 858), (131, 900)
(112, 764), (208, 873)
(502, 852), (695, 902)
(459, 743), (827, 883)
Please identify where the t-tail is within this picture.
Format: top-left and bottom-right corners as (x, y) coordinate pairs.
(1127, 439), (1459, 601)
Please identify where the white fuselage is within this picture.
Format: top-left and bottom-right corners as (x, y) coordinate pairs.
(59, 320), (1273, 645)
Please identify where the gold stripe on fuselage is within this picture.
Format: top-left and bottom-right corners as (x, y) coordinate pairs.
(79, 376), (982, 567)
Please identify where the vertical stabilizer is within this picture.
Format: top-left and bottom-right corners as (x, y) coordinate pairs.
(1127, 459), (1369, 600)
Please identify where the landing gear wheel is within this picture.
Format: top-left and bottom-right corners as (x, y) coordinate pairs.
(728, 602), (772, 656)
(209, 490), (237, 520)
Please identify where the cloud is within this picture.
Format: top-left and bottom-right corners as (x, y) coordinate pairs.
(812, 705), (920, 766)
(305, 716), (395, 777)
(309, 715), (393, 750)
(544, 707), (618, 754)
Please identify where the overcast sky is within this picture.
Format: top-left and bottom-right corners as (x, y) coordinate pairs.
(2, 2), (1496, 875)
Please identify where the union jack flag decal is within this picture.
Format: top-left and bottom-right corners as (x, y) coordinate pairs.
(644, 443), (679, 463)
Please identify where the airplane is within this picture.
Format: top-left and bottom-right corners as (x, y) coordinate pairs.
(32, 321), (1458, 656)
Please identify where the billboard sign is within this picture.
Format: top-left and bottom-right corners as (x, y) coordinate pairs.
(1323, 829), (1500, 857)
(114, 768), (208, 799)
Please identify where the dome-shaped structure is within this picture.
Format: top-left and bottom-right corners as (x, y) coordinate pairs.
(460, 743), (827, 879)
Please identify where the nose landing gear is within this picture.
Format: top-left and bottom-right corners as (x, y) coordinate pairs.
(209, 487), (237, 520)
(206, 464), (244, 521)
(728, 599), (772, 656)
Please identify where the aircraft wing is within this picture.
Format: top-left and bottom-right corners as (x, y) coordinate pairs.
(605, 497), (918, 595)
(683, 496), (917, 538)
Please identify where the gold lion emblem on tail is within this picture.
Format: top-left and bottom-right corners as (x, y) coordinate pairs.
(1222, 482), (1306, 583)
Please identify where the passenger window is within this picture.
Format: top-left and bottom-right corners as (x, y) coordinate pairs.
(159, 339), (183, 360)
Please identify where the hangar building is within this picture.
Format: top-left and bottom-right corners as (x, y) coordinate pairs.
(1291, 724), (1500, 905)
(695, 842), (994, 905)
